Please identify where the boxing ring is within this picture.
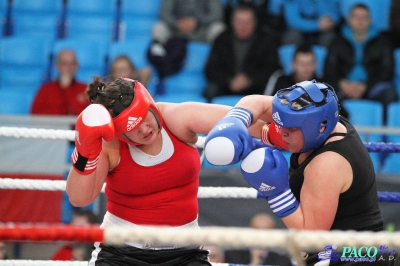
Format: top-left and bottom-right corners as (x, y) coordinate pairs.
(1, 118), (400, 266)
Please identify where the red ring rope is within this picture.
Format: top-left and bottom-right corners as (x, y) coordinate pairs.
(0, 225), (103, 242)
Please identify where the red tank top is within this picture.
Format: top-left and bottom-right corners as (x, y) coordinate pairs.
(105, 124), (201, 226)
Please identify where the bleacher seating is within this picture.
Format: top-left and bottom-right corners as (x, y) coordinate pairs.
(0, 90), (35, 115)
(0, 36), (52, 94)
(394, 48), (400, 96)
(382, 102), (400, 174)
(342, 99), (384, 171)
(119, 0), (160, 42)
(12, 15), (59, 40)
(163, 42), (211, 97)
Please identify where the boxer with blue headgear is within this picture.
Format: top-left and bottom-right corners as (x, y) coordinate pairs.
(206, 79), (383, 259)
(272, 79), (340, 152)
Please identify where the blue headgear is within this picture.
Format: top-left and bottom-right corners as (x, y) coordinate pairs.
(272, 80), (340, 152)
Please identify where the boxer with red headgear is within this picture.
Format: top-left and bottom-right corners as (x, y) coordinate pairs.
(66, 76), (266, 265)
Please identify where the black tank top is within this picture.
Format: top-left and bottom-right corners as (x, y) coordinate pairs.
(289, 117), (383, 231)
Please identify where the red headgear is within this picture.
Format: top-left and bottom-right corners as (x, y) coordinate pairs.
(113, 78), (162, 145)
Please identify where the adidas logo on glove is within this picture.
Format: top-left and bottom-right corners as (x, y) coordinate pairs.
(217, 123), (234, 131)
(259, 182), (276, 192)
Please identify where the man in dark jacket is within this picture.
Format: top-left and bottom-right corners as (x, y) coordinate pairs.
(203, 5), (281, 102)
(324, 3), (397, 123)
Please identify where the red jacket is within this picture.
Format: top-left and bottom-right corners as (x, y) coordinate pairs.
(31, 80), (89, 115)
(51, 244), (72, 260)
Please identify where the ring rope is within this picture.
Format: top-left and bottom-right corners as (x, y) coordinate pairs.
(1, 224), (400, 266)
(1, 178), (399, 202)
(1, 126), (400, 152)
(0, 261), (232, 266)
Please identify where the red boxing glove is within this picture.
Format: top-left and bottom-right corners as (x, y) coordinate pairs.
(260, 120), (289, 150)
(72, 104), (115, 175)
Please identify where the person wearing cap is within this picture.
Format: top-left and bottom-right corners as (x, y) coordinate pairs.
(66, 76), (268, 265)
(205, 80), (384, 265)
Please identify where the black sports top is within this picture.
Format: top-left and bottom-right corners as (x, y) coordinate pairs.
(289, 117), (383, 231)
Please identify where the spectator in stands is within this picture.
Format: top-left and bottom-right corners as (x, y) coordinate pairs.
(225, 213), (292, 266)
(151, 0), (225, 44)
(281, 0), (339, 47)
(203, 245), (225, 263)
(324, 4), (397, 123)
(109, 55), (152, 88)
(51, 209), (98, 261)
(0, 241), (8, 260)
(265, 44), (319, 96)
(31, 49), (89, 115)
(389, 0), (400, 48)
(203, 5), (280, 102)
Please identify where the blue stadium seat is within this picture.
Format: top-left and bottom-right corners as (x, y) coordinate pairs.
(120, 0), (161, 20)
(108, 39), (152, 70)
(0, 68), (44, 93)
(184, 42), (211, 74)
(162, 42), (211, 96)
(66, 15), (114, 41)
(12, 15), (59, 40)
(0, 90), (35, 115)
(163, 72), (207, 96)
(12, 0), (62, 16)
(52, 39), (109, 82)
(65, 0), (117, 41)
(211, 95), (244, 106)
(338, 0), (391, 31)
(0, 36), (52, 69)
(120, 17), (156, 43)
(154, 93), (207, 103)
(0, 36), (52, 89)
(66, 0), (116, 16)
(342, 99), (384, 171)
(278, 44), (327, 77)
(394, 48), (400, 96)
(382, 102), (400, 174)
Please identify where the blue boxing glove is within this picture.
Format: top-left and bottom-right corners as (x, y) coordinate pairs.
(241, 147), (299, 218)
(205, 107), (253, 165)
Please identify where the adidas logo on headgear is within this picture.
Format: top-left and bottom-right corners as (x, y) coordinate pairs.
(127, 116), (142, 131)
(259, 182), (276, 192)
(272, 112), (283, 126)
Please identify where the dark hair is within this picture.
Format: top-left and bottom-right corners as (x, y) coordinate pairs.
(86, 76), (135, 118)
(294, 44), (314, 56)
(72, 209), (99, 224)
(350, 3), (370, 14)
(232, 4), (257, 22)
(293, 44), (316, 63)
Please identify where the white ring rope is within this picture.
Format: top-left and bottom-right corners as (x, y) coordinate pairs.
(0, 261), (229, 266)
(0, 178), (258, 198)
(102, 226), (400, 249)
(0, 127), (206, 148)
(0, 127), (75, 141)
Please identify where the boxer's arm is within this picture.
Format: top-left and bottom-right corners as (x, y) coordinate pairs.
(67, 104), (114, 206)
(282, 152), (351, 230)
(234, 95), (274, 124)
